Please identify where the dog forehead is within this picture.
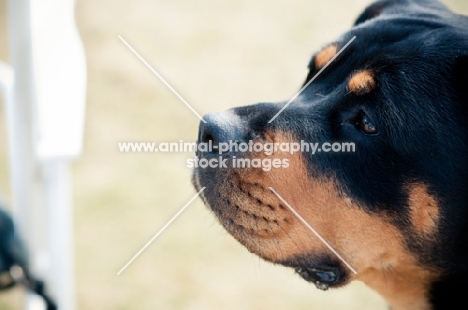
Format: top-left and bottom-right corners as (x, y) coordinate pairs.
(350, 11), (467, 51)
(308, 15), (461, 89)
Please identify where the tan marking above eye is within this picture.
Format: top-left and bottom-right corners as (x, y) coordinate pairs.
(407, 184), (439, 236)
(314, 44), (338, 69)
(347, 70), (376, 95)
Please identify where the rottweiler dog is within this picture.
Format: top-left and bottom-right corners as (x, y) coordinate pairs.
(192, 0), (468, 309)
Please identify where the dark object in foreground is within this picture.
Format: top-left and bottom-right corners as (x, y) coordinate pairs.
(0, 207), (57, 310)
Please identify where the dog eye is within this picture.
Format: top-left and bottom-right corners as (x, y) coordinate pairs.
(355, 112), (378, 135)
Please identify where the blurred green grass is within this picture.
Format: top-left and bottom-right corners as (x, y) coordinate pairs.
(0, 0), (467, 309)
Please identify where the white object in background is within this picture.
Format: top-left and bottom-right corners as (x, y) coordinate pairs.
(6, 0), (87, 309)
(30, 0), (87, 159)
(0, 64), (14, 134)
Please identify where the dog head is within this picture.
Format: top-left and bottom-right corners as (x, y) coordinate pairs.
(193, 1), (468, 309)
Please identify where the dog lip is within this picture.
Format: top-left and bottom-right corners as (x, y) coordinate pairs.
(295, 266), (341, 291)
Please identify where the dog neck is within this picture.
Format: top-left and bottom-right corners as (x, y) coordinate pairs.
(358, 267), (468, 310)
(356, 267), (435, 310)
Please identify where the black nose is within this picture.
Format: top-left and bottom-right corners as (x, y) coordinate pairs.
(198, 111), (247, 154)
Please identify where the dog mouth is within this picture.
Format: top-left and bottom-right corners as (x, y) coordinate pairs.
(279, 254), (348, 290)
(193, 168), (350, 289)
(295, 265), (341, 291)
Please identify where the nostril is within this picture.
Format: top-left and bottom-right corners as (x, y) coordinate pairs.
(201, 132), (214, 145)
(200, 130), (219, 153)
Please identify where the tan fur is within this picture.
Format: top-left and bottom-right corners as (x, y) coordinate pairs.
(347, 70), (376, 95)
(314, 44), (338, 69)
(408, 184), (439, 236)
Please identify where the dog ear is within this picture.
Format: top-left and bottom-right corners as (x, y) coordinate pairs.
(354, 0), (450, 26)
(354, 0), (393, 26)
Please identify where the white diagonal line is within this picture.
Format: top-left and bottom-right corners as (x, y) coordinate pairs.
(268, 36), (356, 123)
(118, 35), (206, 123)
(117, 187), (206, 275)
(269, 187), (357, 274)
